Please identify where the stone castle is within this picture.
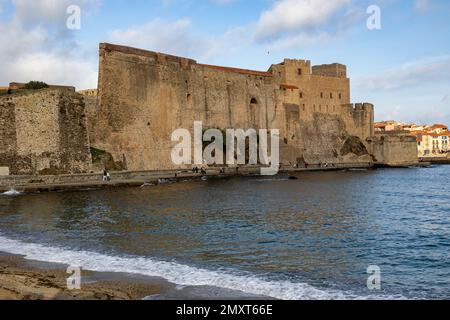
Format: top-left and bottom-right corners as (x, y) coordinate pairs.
(91, 43), (375, 171)
(0, 43), (418, 176)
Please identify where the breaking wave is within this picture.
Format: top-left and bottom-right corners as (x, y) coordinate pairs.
(0, 234), (403, 300)
(1, 189), (22, 196)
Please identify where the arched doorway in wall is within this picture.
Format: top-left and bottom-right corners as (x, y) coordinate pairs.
(249, 97), (259, 127)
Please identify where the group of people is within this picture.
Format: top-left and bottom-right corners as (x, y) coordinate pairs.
(287, 162), (337, 169)
(317, 162), (336, 168)
(192, 167), (207, 175)
(192, 167), (226, 175)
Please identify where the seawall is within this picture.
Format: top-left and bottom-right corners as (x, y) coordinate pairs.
(0, 163), (376, 193)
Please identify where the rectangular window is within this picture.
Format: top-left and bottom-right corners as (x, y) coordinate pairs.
(320, 92), (323, 98)
(298, 68), (302, 75)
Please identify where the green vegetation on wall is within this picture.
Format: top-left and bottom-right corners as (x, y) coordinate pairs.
(24, 81), (49, 90)
(90, 147), (108, 162)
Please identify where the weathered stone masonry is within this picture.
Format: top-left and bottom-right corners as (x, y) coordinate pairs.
(0, 89), (92, 175)
(0, 43), (418, 177)
(91, 43), (376, 171)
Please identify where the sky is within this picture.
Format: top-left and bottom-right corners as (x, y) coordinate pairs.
(0, 0), (449, 124)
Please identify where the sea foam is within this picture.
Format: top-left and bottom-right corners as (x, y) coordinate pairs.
(0, 234), (402, 300)
(1, 189), (22, 196)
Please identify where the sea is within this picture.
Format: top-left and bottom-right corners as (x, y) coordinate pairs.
(0, 166), (449, 300)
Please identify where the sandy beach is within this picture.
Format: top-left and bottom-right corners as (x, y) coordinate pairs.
(0, 251), (273, 300)
(0, 252), (172, 300)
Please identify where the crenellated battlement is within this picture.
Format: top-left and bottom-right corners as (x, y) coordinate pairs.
(342, 103), (374, 113)
(280, 59), (312, 77)
(282, 59), (312, 68)
(312, 63), (347, 78)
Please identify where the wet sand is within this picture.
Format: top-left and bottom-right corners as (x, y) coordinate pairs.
(0, 252), (273, 300)
(0, 252), (173, 300)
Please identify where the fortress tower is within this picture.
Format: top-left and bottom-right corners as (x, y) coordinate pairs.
(88, 43), (375, 171)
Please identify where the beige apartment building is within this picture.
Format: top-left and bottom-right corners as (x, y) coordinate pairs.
(416, 129), (450, 157)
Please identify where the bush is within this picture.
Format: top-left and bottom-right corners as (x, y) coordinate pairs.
(24, 81), (49, 90)
(90, 147), (108, 162)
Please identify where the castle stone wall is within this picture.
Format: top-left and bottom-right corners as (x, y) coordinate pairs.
(92, 43), (376, 171)
(0, 89), (92, 175)
(369, 135), (419, 166)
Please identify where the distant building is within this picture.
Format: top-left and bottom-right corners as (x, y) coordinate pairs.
(407, 124), (427, 132)
(374, 121), (416, 133)
(426, 124), (448, 134)
(376, 121), (449, 158)
(411, 127), (449, 157)
(374, 121), (399, 132)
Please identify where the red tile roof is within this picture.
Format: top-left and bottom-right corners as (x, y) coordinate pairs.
(429, 132), (450, 137)
(430, 124), (448, 129)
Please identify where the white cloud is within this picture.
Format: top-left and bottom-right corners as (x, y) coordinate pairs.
(0, 0), (99, 89)
(356, 56), (450, 91)
(377, 105), (402, 122)
(11, 0), (101, 27)
(408, 95), (450, 125)
(254, 0), (352, 41)
(0, 23), (98, 89)
(11, 52), (97, 89)
(265, 31), (333, 51)
(2, 1), (246, 90)
(108, 18), (249, 63)
(109, 0), (360, 59)
(357, 56), (450, 125)
(108, 18), (208, 58)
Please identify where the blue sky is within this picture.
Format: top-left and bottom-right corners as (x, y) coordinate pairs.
(1, 0), (449, 124)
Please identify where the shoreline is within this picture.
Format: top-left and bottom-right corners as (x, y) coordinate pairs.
(0, 251), (274, 300)
(0, 251), (173, 300)
(0, 162), (429, 194)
